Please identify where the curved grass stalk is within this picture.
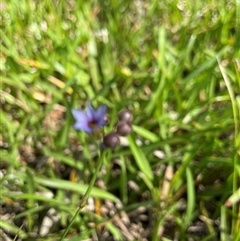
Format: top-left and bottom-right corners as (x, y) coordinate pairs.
(60, 150), (106, 241)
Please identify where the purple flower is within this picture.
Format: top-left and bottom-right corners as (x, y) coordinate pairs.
(71, 103), (107, 133)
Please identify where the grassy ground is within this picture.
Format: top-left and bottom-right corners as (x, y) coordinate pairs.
(1, 0), (240, 240)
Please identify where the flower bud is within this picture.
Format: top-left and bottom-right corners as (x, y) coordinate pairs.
(103, 132), (120, 148)
(118, 110), (133, 123)
(116, 122), (132, 136)
(104, 115), (109, 125)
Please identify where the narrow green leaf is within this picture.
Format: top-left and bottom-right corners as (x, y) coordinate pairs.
(120, 155), (128, 204)
(158, 26), (166, 71)
(132, 125), (159, 142)
(14, 206), (46, 219)
(128, 135), (153, 181)
(106, 223), (123, 240)
(0, 220), (27, 239)
(26, 168), (35, 231)
(184, 167), (195, 227)
(35, 177), (118, 202)
(220, 206), (229, 241)
(43, 147), (83, 170)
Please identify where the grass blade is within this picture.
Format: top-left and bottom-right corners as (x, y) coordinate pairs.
(184, 167), (195, 228)
(128, 135), (153, 181)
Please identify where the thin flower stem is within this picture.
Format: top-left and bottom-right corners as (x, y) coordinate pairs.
(60, 150), (106, 241)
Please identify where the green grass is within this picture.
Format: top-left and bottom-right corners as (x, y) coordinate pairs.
(1, 0), (240, 240)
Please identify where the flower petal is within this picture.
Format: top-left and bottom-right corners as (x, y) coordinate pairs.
(85, 103), (95, 121)
(71, 103), (107, 133)
(71, 109), (88, 122)
(71, 109), (91, 132)
(95, 104), (107, 126)
(73, 122), (92, 132)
